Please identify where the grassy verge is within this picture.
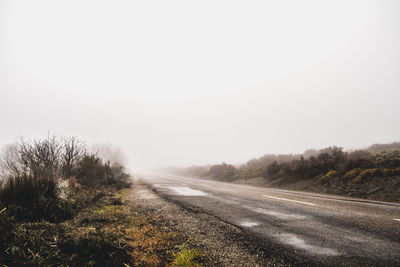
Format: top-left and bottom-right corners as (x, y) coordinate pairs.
(0, 182), (202, 266)
(0, 136), (202, 266)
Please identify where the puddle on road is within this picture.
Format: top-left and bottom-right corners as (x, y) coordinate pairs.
(167, 187), (207, 196)
(239, 221), (260, 227)
(250, 207), (308, 220)
(277, 233), (339, 256)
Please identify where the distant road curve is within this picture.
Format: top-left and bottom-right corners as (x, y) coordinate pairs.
(141, 174), (400, 266)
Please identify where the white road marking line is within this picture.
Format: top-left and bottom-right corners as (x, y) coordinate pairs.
(394, 219), (400, 222)
(262, 195), (317, 206)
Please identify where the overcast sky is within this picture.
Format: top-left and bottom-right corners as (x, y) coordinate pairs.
(1, 0), (399, 171)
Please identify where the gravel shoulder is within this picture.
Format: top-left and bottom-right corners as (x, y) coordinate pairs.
(129, 182), (296, 266)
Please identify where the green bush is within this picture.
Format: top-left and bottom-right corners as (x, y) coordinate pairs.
(266, 161), (281, 177)
(76, 155), (110, 186)
(0, 174), (71, 222)
(109, 163), (129, 182)
(207, 163), (237, 181)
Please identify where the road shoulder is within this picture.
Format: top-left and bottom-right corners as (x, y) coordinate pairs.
(129, 182), (298, 266)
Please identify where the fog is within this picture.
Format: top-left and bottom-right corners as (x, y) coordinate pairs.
(1, 0), (400, 172)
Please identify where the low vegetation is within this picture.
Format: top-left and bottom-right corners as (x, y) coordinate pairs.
(0, 135), (202, 266)
(171, 245), (201, 267)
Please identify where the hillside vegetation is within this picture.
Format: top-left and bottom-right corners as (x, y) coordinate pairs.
(168, 142), (400, 202)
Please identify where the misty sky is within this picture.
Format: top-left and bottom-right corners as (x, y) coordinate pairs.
(1, 0), (400, 171)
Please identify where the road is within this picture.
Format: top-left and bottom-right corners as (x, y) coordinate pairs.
(140, 174), (400, 266)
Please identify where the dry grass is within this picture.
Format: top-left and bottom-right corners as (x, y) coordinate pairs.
(126, 224), (180, 266)
(1, 183), (202, 266)
(0, 186), (134, 266)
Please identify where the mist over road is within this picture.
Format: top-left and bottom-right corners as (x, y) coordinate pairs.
(141, 174), (400, 266)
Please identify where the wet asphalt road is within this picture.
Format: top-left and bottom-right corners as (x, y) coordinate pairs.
(141, 174), (400, 266)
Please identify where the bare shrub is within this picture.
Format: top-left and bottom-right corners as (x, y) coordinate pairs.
(1, 136), (90, 180)
(0, 135), (130, 222)
(0, 143), (25, 179)
(61, 137), (86, 178)
(18, 136), (63, 178)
